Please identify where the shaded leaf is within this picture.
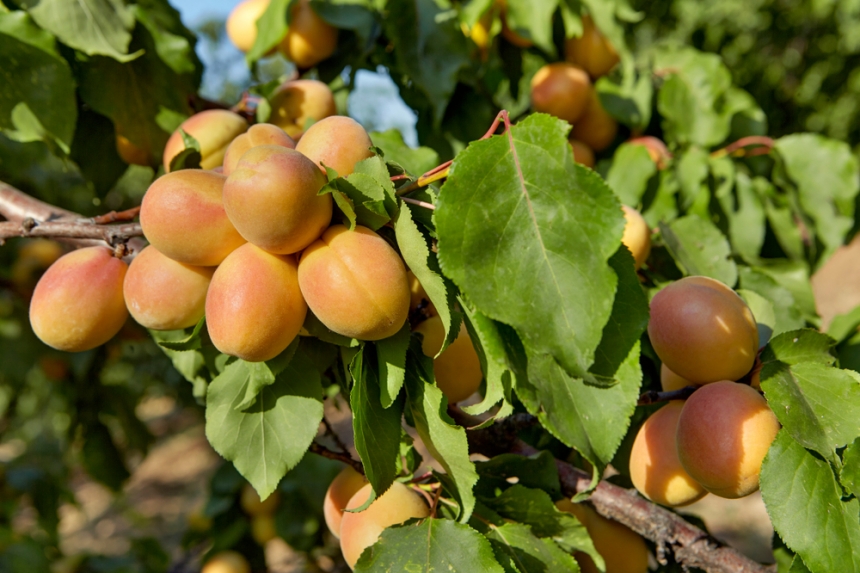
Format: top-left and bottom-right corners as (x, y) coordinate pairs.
(377, 323), (410, 408)
(659, 215), (738, 286)
(488, 522), (581, 573)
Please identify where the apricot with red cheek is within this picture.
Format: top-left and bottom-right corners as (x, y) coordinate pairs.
(163, 110), (248, 172)
(30, 247), (128, 352)
(206, 244), (307, 362)
(530, 63), (592, 124)
(295, 116), (374, 177)
(629, 136), (670, 169)
(222, 123), (295, 176)
(564, 15), (619, 78)
(571, 90), (618, 151)
(621, 205), (650, 270)
(226, 0), (269, 52)
(324, 466), (368, 538)
(269, 79), (337, 139)
(280, 0), (337, 69)
(414, 316), (483, 404)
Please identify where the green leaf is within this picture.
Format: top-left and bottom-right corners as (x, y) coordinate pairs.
(760, 329), (836, 367)
(351, 345), (404, 497)
(503, 0), (557, 56)
(20, 0), (139, 62)
(595, 72), (653, 130)
(437, 114), (624, 379)
(302, 310), (360, 347)
(460, 300), (514, 417)
(475, 452), (561, 498)
(131, 0), (200, 75)
(788, 557), (813, 573)
(81, 420), (131, 491)
(354, 519), (505, 572)
(827, 306), (860, 344)
(156, 317), (206, 351)
(377, 323), (410, 408)
(841, 438), (860, 498)
(760, 431), (860, 573)
(675, 147), (709, 209)
(605, 143), (657, 206)
(310, 0), (376, 46)
(738, 289), (775, 349)
(720, 171), (766, 264)
(372, 129), (439, 176)
(739, 267), (806, 336)
(659, 215), (738, 286)
(326, 175), (389, 230)
(487, 522), (582, 573)
(405, 339), (478, 522)
(247, 0), (290, 64)
(150, 328), (213, 399)
(205, 350), (324, 500)
(235, 341), (300, 411)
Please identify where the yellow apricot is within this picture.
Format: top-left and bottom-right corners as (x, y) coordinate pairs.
(123, 246), (213, 330)
(555, 500), (648, 573)
(251, 514), (277, 545)
(571, 90), (617, 151)
(298, 225), (410, 341)
(467, 8), (495, 56)
(648, 276), (758, 384)
(269, 79), (337, 139)
(295, 116), (374, 177)
(629, 402), (708, 507)
(660, 363), (694, 393)
(139, 169), (246, 266)
(116, 133), (150, 166)
(223, 146), (331, 254)
(414, 316), (483, 404)
(564, 15), (619, 78)
(162, 110), (248, 172)
(339, 482), (430, 569)
(206, 244), (307, 362)
(30, 247), (128, 352)
(676, 381), (780, 498)
(240, 483), (281, 516)
(222, 123), (295, 176)
(570, 139), (595, 168)
(201, 551), (250, 573)
(324, 466), (368, 538)
(226, 0), (269, 53)
(280, 0), (337, 69)
(407, 271), (436, 316)
(530, 63), (592, 124)
(621, 205), (650, 270)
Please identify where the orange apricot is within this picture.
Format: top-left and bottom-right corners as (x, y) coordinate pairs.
(298, 225), (410, 341)
(414, 316), (483, 404)
(629, 136), (670, 169)
(116, 133), (150, 166)
(571, 90), (617, 151)
(226, 0), (269, 53)
(30, 247), (128, 352)
(324, 466), (368, 538)
(564, 15), (619, 78)
(295, 116), (374, 177)
(570, 139), (595, 168)
(206, 244), (307, 362)
(123, 246), (213, 330)
(139, 169), (246, 266)
(676, 381), (780, 498)
(222, 123), (295, 176)
(629, 402), (708, 507)
(280, 0), (337, 69)
(201, 551), (250, 573)
(621, 205), (650, 270)
(269, 79), (337, 139)
(648, 276), (759, 384)
(530, 63), (592, 124)
(660, 363), (694, 393)
(162, 110), (248, 172)
(240, 483), (281, 516)
(555, 500), (648, 573)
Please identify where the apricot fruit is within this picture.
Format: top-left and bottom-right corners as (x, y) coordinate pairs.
(629, 136), (670, 169)
(660, 363), (693, 393)
(530, 63), (592, 125)
(570, 139), (595, 168)
(222, 123), (295, 176)
(629, 402), (707, 507)
(564, 15), (619, 78)
(339, 482), (430, 569)
(676, 381), (780, 498)
(116, 133), (150, 166)
(123, 246), (213, 330)
(571, 90), (618, 151)
(201, 551), (250, 573)
(223, 146), (330, 254)
(280, 0), (337, 69)
(465, 8), (495, 55)
(240, 483), (281, 516)
(497, 0), (532, 47)
(407, 271), (436, 316)
(324, 466), (368, 538)
(139, 169), (246, 266)
(251, 514), (277, 545)
(621, 205), (650, 270)
(555, 499), (648, 573)
(295, 116), (374, 177)
(298, 225), (410, 340)
(162, 110), (248, 172)
(414, 316), (483, 404)
(12, 239), (63, 290)
(30, 247), (128, 352)
(648, 276), (758, 384)
(226, 0), (269, 53)
(206, 244), (307, 362)
(269, 79), (337, 139)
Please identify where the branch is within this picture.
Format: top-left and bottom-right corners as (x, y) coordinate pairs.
(0, 219), (143, 245)
(637, 385), (698, 405)
(308, 441), (364, 475)
(0, 181), (79, 223)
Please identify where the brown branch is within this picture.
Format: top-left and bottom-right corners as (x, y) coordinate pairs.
(322, 416), (352, 456)
(401, 197), (435, 210)
(0, 181), (79, 223)
(85, 206), (141, 225)
(637, 385), (698, 405)
(309, 441), (364, 475)
(0, 220), (143, 245)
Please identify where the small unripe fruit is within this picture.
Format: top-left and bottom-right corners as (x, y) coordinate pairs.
(251, 514), (277, 545)
(555, 500), (648, 573)
(223, 146), (331, 254)
(295, 116), (374, 177)
(139, 170), (246, 266)
(226, 0), (269, 52)
(660, 363), (693, 392)
(324, 466), (368, 538)
(123, 246), (213, 330)
(201, 551), (250, 573)
(629, 402), (708, 507)
(530, 63), (592, 124)
(206, 244), (307, 362)
(571, 90), (617, 151)
(676, 381), (780, 498)
(570, 139), (595, 168)
(269, 79), (337, 139)
(414, 316), (483, 404)
(564, 16), (619, 78)
(621, 205), (650, 270)
(222, 123), (295, 176)
(240, 483), (280, 516)
(280, 0), (337, 69)
(30, 247), (128, 352)
(339, 482), (430, 569)
(648, 276), (758, 384)
(298, 225), (410, 341)
(163, 110), (248, 172)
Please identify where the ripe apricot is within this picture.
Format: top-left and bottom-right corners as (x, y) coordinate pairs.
(564, 16), (619, 78)
(295, 116), (374, 177)
(30, 247), (128, 352)
(222, 123), (295, 176)
(621, 205), (650, 270)
(555, 499), (648, 573)
(571, 90), (617, 151)
(414, 316), (483, 404)
(280, 0), (337, 69)
(162, 110), (248, 172)
(629, 402), (708, 507)
(530, 63), (592, 124)
(206, 244), (306, 362)
(116, 133), (150, 166)
(629, 136), (670, 169)
(660, 363), (693, 393)
(139, 170), (246, 266)
(201, 551), (250, 573)
(339, 482), (430, 569)
(240, 483), (281, 516)
(570, 139), (595, 168)
(123, 246), (213, 330)
(226, 0), (269, 52)
(324, 466), (368, 538)
(676, 381), (780, 498)
(298, 225), (410, 341)
(224, 146), (330, 254)
(269, 79), (337, 139)
(648, 276), (758, 384)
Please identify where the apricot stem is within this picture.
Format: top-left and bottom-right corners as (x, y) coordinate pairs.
(401, 197), (435, 210)
(710, 136), (775, 159)
(636, 385), (698, 405)
(322, 415), (351, 455)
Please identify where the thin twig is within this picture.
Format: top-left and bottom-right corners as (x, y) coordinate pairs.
(84, 206), (141, 225)
(711, 136), (775, 159)
(401, 197), (435, 210)
(308, 441), (364, 474)
(637, 385), (698, 405)
(322, 416), (351, 455)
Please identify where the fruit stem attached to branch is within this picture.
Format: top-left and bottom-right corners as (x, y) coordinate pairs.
(637, 385), (698, 405)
